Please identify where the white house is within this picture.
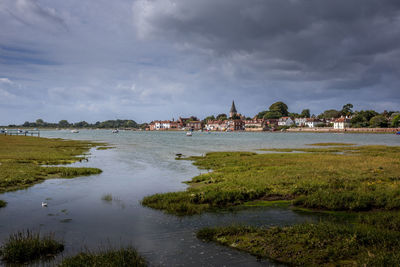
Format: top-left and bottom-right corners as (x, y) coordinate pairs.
(305, 118), (325, 128)
(206, 120), (227, 131)
(295, 118), (307, 126)
(278, 117), (294, 126)
(333, 117), (351, 129)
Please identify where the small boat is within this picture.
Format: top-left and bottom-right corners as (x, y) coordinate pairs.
(396, 131), (400, 135)
(71, 129), (79, 133)
(186, 132), (192, 136)
(112, 129), (119, 133)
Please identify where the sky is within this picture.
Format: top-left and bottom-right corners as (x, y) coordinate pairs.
(1, 0), (400, 124)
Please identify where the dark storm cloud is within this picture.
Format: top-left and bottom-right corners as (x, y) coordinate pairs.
(133, 0), (400, 91)
(0, 0), (399, 125)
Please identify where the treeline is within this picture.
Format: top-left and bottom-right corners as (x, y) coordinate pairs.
(15, 119), (140, 129)
(255, 102), (400, 128)
(203, 101), (400, 128)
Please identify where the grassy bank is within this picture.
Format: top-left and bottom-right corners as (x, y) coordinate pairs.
(0, 230), (64, 263)
(59, 247), (147, 267)
(142, 144), (400, 215)
(197, 211), (400, 266)
(0, 135), (103, 193)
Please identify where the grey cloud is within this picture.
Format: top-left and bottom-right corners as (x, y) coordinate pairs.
(2, 0), (67, 32)
(133, 0), (400, 90)
(1, 1), (400, 125)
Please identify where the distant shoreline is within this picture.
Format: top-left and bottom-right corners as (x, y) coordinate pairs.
(1, 127), (399, 134)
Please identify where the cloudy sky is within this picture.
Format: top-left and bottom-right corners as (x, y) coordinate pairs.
(1, 0), (400, 124)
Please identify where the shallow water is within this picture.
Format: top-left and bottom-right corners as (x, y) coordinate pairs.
(0, 131), (399, 266)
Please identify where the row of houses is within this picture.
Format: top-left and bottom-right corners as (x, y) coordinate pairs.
(149, 117), (203, 131)
(279, 116), (351, 129)
(149, 117), (351, 131)
(148, 101), (352, 131)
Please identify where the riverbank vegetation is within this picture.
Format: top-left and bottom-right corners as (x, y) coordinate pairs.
(59, 247), (147, 267)
(142, 144), (400, 215)
(0, 200), (7, 208)
(0, 135), (103, 193)
(0, 230), (64, 263)
(197, 211), (400, 266)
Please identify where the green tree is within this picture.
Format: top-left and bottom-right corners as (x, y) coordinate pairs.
(36, 119), (44, 126)
(216, 114), (227, 120)
(58, 120), (70, 128)
(392, 114), (400, 127)
(341, 103), (354, 116)
(350, 110), (378, 127)
(369, 115), (388, 128)
(263, 111), (282, 119)
(318, 109), (341, 119)
(256, 110), (268, 119)
(269, 101), (289, 116)
(300, 109), (310, 118)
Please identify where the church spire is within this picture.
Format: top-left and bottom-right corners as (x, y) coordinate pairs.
(229, 100), (237, 118)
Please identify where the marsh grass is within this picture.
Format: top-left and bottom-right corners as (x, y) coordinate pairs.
(0, 136), (104, 193)
(102, 194), (113, 202)
(0, 230), (64, 263)
(59, 247), (147, 267)
(0, 200), (6, 208)
(197, 212), (400, 266)
(142, 145), (400, 215)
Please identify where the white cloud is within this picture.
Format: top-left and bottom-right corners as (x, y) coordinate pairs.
(0, 78), (13, 84)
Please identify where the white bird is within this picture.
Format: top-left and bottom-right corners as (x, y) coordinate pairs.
(41, 202), (48, 207)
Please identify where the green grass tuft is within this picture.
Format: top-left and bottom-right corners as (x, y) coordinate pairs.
(59, 247), (147, 267)
(102, 194), (113, 202)
(0, 230), (64, 263)
(197, 214), (400, 266)
(0, 136), (105, 194)
(142, 145), (400, 215)
(0, 200), (6, 208)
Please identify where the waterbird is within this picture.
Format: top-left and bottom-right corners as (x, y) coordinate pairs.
(41, 202), (48, 207)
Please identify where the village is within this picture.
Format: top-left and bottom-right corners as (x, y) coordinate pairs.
(148, 101), (354, 132)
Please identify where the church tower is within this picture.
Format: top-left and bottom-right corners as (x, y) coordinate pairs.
(229, 100), (237, 118)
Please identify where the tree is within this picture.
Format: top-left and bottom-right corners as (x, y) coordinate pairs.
(369, 115), (388, 128)
(124, 120), (137, 128)
(341, 103), (354, 116)
(350, 110), (379, 128)
(289, 112), (300, 118)
(58, 120), (70, 128)
(269, 102), (289, 116)
(263, 111), (282, 119)
(256, 110), (268, 119)
(392, 114), (400, 127)
(318, 109), (341, 119)
(36, 119), (44, 126)
(300, 109), (310, 118)
(216, 114), (227, 120)
(203, 115), (215, 123)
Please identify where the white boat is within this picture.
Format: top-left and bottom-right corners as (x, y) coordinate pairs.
(112, 129), (119, 133)
(71, 129), (79, 133)
(186, 132), (192, 136)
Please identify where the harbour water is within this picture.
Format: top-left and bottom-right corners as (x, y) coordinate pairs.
(0, 131), (399, 266)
